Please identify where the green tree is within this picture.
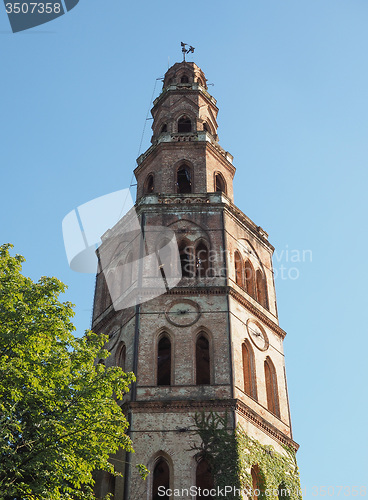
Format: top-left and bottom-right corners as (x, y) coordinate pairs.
(0, 244), (143, 499)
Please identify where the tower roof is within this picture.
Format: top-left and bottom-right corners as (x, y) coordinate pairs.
(162, 61), (208, 90)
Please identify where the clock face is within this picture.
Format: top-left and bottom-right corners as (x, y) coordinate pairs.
(165, 300), (200, 327)
(247, 320), (269, 351)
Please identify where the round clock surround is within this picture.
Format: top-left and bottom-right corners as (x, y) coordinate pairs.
(165, 299), (201, 327)
(246, 319), (269, 351)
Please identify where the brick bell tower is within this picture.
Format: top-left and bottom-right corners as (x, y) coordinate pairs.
(92, 59), (301, 500)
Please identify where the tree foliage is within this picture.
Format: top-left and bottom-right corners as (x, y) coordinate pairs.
(0, 244), (139, 499)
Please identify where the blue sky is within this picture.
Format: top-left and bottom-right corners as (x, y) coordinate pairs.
(1, 0), (367, 494)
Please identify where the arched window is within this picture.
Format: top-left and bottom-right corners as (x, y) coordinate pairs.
(107, 472), (115, 497)
(152, 458), (170, 500)
(278, 483), (290, 500)
(101, 272), (112, 312)
(99, 471), (115, 498)
(264, 357), (280, 418)
(181, 75), (189, 83)
(196, 458), (214, 498)
(234, 251), (243, 286)
(119, 251), (134, 298)
(242, 340), (257, 400)
(203, 122), (208, 132)
(244, 260), (256, 298)
(215, 173), (226, 194)
(160, 123), (167, 133)
(196, 242), (209, 277)
(178, 116), (192, 133)
(251, 465), (263, 500)
(144, 174), (154, 194)
(157, 336), (171, 386)
(179, 243), (194, 278)
(177, 166), (192, 194)
(115, 342), (126, 371)
(157, 238), (173, 278)
(256, 269), (269, 309)
(196, 335), (210, 385)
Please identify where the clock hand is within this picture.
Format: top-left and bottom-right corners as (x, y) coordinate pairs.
(249, 327), (262, 337)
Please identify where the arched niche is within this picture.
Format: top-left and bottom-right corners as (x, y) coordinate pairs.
(177, 115), (192, 133)
(144, 173), (155, 194)
(234, 251), (243, 286)
(196, 457), (214, 497)
(242, 340), (257, 400)
(264, 356), (280, 418)
(215, 172), (227, 194)
(176, 165), (192, 194)
(157, 334), (172, 386)
(196, 241), (209, 277)
(196, 334), (210, 385)
(152, 457), (170, 500)
(115, 341), (126, 371)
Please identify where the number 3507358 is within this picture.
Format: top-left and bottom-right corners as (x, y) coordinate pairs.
(5, 3), (62, 14)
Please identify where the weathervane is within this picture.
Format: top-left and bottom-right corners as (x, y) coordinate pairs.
(181, 42), (195, 61)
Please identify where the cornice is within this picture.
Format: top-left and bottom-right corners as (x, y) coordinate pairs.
(165, 286), (227, 297)
(205, 140), (236, 176)
(223, 204), (274, 252)
(134, 192), (273, 253)
(92, 305), (117, 332)
(128, 399), (233, 414)
(152, 83), (218, 114)
(235, 399), (299, 452)
(92, 307), (136, 333)
(134, 133), (234, 174)
(228, 287), (286, 339)
(92, 285), (285, 340)
(137, 192), (226, 212)
(126, 398), (299, 452)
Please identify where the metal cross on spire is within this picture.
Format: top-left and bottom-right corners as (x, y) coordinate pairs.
(181, 42), (195, 61)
